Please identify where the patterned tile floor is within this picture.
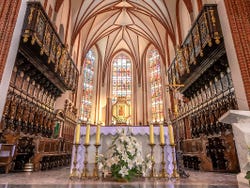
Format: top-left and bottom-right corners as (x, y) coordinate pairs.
(0, 167), (240, 188)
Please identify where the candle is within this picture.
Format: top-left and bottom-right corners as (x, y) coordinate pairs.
(168, 124), (175, 145)
(149, 124), (154, 144)
(95, 124), (101, 145)
(160, 124), (165, 144)
(75, 124), (81, 144)
(85, 124), (90, 144)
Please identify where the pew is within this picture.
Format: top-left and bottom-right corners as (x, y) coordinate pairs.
(0, 144), (16, 173)
(32, 138), (72, 171)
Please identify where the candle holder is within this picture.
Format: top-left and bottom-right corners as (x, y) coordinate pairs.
(170, 144), (179, 179)
(70, 143), (80, 179)
(92, 144), (101, 179)
(149, 143), (156, 178)
(159, 143), (169, 179)
(81, 143), (90, 179)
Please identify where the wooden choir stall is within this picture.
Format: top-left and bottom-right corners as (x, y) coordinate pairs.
(0, 2), (78, 173)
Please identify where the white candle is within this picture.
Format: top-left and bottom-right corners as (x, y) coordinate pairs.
(149, 124), (154, 144)
(75, 123), (81, 144)
(160, 124), (165, 144)
(85, 124), (90, 144)
(168, 124), (175, 145)
(95, 124), (101, 145)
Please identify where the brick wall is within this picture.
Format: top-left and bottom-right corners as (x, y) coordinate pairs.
(224, 0), (250, 108)
(0, 0), (21, 82)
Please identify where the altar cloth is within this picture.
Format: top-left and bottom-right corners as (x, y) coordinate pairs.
(70, 126), (175, 177)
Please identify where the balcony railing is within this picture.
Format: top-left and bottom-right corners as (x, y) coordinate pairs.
(167, 4), (223, 89)
(21, 2), (78, 92)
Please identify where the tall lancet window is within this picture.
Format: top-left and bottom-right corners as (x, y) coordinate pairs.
(112, 53), (132, 104)
(148, 48), (164, 122)
(80, 50), (95, 121)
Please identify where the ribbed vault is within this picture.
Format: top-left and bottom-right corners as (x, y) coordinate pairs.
(69, 0), (180, 81)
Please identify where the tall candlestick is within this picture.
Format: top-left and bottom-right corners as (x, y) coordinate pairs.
(149, 143), (156, 178)
(160, 124), (165, 144)
(93, 144), (101, 179)
(168, 124), (175, 145)
(85, 124), (90, 144)
(149, 124), (154, 144)
(160, 143), (168, 178)
(171, 144), (179, 179)
(95, 124), (100, 145)
(81, 144), (90, 179)
(70, 143), (80, 179)
(75, 123), (81, 144)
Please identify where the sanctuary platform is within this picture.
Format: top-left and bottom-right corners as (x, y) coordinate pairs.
(0, 167), (239, 188)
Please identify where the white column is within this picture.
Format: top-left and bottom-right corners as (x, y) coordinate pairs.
(219, 110), (250, 187)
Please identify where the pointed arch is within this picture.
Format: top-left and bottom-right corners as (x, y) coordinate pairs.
(80, 49), (96, 121)
(110, 52), (133, 124)
(147, 46), (164, 122)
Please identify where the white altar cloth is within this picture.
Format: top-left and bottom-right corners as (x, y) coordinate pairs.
(70, 126), (174, 177)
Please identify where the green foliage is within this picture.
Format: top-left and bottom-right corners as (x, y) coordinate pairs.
(245, 171), (250, 180)
(98, 128), (152, 181)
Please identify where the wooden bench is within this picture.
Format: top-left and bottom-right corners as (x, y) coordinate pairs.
(33, 152), (71, 171)
(182, 138), (213, 171)
(32, 138), (72, 171)
(0, 144), (16, 173)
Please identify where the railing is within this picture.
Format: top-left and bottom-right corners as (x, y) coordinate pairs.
(21, 2), (78, 92)
(168, 4), (222, 86)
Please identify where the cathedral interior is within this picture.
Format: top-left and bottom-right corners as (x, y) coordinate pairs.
(0, 0), (249, 187)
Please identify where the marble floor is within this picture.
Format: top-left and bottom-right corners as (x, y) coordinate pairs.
(0, 167), (241, 188)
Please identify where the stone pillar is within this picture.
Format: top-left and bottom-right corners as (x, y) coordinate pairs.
(219, 110), (250, 187)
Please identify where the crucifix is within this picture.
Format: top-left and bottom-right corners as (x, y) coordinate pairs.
(166, 76), (189, 178)
(167, 76), (184, 119)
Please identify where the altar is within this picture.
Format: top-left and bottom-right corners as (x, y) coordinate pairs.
(70, 126), (174, 177)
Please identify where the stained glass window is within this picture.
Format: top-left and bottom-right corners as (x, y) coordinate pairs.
(80, 50), (95, 121)
(112, 53), (132, 104)
(148, 48), (164, 122)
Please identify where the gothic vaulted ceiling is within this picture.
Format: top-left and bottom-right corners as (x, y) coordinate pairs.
(70, 0), (179, 75)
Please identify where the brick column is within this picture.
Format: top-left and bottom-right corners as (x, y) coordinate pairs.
(0, 0), (21, 82)
(224, 0), (250, 107)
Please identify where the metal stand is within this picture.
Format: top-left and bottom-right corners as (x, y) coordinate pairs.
(92, 144), (100, 179)
(176, 149), (190, 178)
(81, 144), (90, 179)
(70, 144), (79, 179)
(149, 143), (156, 178)
(159, 143), (169, 178)
(171, 144), (179, 179)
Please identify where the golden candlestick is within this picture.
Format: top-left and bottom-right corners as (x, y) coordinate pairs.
(70, 143), (80, 179)
(170, 144), (179, 179)
(159, 143), (169, 178)
(81, 143), (90, 179)
(149, 143), (156, 178)
(92, 144), (101, 179)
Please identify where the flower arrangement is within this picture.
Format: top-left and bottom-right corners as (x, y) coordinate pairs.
(98, 128), (152, 181)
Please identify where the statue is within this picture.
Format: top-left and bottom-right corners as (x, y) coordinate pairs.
(118, 105), (124, 116)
